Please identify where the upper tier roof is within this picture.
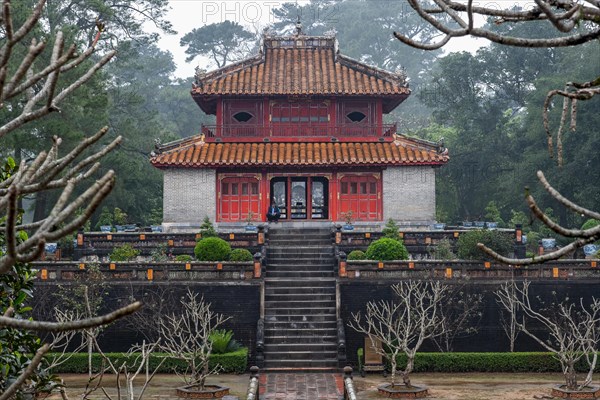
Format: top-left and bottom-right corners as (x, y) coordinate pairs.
(150, 134), (448, 169)
(192, 33), (410, 114)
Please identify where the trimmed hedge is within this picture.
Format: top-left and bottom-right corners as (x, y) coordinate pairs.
(229, 248), (253, 262)
(357, 352), (597, 373)
(194, 237), (231, 261)
(47, 348), (248, 374)
(347, 250), (366, 261)
(365, 238), (409, 261)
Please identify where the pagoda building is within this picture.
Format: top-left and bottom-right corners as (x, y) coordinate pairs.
(150, 30), (448, 231)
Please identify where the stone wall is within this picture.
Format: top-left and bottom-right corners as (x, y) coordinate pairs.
(34, 282), (261, 362)
(382, 166), (436, 225)
(339, 280), (600, 366)
(162, 168), (216, 232)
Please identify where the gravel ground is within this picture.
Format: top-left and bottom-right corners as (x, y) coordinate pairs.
(42, 372), (570, 399)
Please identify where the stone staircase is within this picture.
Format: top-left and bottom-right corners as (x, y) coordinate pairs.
(263, 227), (338, 370)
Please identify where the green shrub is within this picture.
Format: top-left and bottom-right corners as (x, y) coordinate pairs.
(347, 250), (366, 261)
(229, 248), (253, 262)
(382, 218), (401, 240)
(199, 216), (218, 238)
(175, 254), (193, 262)
(210, 329), (234, 354)
(47, 349), (248, 374)
(194, 237), (231, 261)
(456, 230), (513, 260)
(109, 244), (140, 261)
(365, 238), (409, 261)
(428, 238), (456, 260)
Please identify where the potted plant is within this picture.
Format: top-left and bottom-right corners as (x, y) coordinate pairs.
(159, 290), (231, 398)
(341, 210), (354, 231)
(245, 211), (258, 232)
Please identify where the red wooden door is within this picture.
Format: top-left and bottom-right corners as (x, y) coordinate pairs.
(339, 175), (380, 221)
(219, 178), (260, 222)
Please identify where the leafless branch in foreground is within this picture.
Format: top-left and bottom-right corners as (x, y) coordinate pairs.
(496, 281), (600, 390)
(395, 0), (599, 165)
(0, 0), (140, 396)
(478, 171), (600, 265)
(348, 280), (448, 388)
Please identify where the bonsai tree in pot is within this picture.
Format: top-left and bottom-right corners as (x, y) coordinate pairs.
(349, 280), (448, 396)
(158, 289), (231, 398)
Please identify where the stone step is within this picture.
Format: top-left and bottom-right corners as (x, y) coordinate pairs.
(267, 252), (334, 260)
(264, 299), (335, 309)
(265, 341), (337, 350)
(267, 270), (334, 278)
(265, 286), (335, 295)
(266, 264), (334, 272)
(268, 239), (332, 246)
(265, 306), (336, 316)
(268, 228), (331, 237)
(264, 334), (337, 343)
(263, 348), (338, 360)
(262, 359), (339, 369)
(265, 277), (336, 285)
(267, 261), (334, 267)
(265, 293), (335, 301)
(265, 321), (337, 329)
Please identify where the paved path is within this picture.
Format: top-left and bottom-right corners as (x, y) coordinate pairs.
(260, 373), (343, 400)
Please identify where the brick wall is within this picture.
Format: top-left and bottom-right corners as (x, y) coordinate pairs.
(163, 168), (216, 232)
(382, 166), (436, 225)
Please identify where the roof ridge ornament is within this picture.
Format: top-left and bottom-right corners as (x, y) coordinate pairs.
(295, 16), (303, 36)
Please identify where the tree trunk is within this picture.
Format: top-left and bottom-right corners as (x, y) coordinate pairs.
(390, 357), (397, 387)
(402, 355), (414, 388)
(565, 362), (578, 390)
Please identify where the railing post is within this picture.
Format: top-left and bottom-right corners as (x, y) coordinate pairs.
(343, 366), (357, 400)
(337, 318), (347, 368)
(246, 366), (260, 400)
(256, 319), (264, 368)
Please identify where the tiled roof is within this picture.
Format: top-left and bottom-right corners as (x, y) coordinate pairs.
(192, 35), (410, 97)
(150, 136), (448, 168)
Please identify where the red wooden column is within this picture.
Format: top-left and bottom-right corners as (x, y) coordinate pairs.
(260, 171), (269, 222)
(330, 172), (339, 222)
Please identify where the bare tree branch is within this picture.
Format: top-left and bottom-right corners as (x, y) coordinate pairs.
(0, 302), (142, 331)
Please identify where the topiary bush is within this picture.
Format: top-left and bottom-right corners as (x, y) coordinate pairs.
(194, 237), (231, 261)
(109, 244), (140, 261)
(347, 250), (366, 261)
(175, 254), (193, 262)
(456, 230), (513, 260)
(229, 248), (253, 262)
(365, 238), (409, 261)
(199, 216), (218, 238)
(382, 218), (401, 240)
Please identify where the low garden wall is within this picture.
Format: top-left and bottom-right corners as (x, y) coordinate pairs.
(336, 228), (515, 259)
(339, 259), (598, 280)
(71, 231), (263, 260)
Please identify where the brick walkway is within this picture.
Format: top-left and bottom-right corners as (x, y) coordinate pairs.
(259, 373), (343, 400)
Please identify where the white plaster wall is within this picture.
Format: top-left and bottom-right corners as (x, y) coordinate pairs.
(162, 169), (216, 232)
(382, 166), (436, 225)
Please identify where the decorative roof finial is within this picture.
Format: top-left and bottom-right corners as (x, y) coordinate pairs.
(295, 16), (303, 36)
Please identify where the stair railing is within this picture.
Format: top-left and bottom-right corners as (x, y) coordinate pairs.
(256, 319), (265, 368)
(245, 366), (260, 400)
(337, 318), (347, 367)
(343, 367), (358, 400)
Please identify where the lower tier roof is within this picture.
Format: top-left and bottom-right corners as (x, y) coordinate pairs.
(151, 137), (448, 168)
